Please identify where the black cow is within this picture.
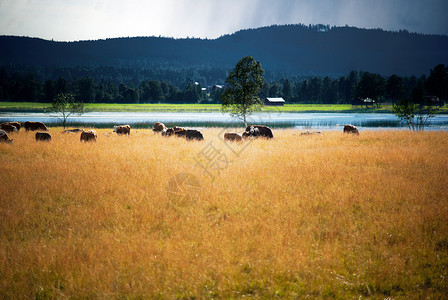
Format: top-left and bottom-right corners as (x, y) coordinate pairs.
(185, 129), (204, 141)
(35, 132), (52, 142)
(244, 125), (273, 139)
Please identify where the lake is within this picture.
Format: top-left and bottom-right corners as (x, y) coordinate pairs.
(1, 112), (448, 130)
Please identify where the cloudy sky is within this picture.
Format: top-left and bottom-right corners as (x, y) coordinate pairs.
(1, 0), (447, 41)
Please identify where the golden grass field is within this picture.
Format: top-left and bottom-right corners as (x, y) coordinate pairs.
(0, 128), (447, 299)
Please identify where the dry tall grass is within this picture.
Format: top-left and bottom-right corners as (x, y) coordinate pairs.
(1, 128), (447, 298)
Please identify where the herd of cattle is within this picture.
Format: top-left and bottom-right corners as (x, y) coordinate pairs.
(0, 121), (360, 144)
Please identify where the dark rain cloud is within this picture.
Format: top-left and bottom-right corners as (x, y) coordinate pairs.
(0, 0), (447, 41)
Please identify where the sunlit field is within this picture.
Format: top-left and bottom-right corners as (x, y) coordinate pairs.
(0, 128), (447, 298)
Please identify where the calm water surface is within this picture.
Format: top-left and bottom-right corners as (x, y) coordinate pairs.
(1, 112), (447, 130)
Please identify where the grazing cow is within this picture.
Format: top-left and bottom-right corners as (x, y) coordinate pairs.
(35, 132), (52, 142)
(0, 123), (18, 133)
(343, 124), (359, 135)
(163, 126), (185, 137)
(162, 128), (175, 137)
(0, 130), (13, 143)
(62, 128), (82, 133)
(245, 125), (273, 139)
(80, 130), (97, 142)
(6, 122), (21, 131)
(173, 126), (185, 133)
(185, 129), (204, 141)
(153, 122), (166, 133)
(115, 124), (131, 135)
(224, 132), (243, 142)
(174, 129), (187, 137)
(162, 126), (184, 137)
(1, 122), (21, 131)
(249, 126), (260, 137)
(25, 121), (48, 131)
(242, 126), (261, 139)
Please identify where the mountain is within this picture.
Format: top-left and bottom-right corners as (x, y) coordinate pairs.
(1, 24), (447, 76)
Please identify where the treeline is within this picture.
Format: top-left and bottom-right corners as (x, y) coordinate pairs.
(0, 64), (446, 104)
(0, 65), (230, 89)
(262, 64), (447, 105)
(0, 68), (207, 103)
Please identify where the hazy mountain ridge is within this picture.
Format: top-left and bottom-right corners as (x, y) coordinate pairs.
(1, 24), (447, 76)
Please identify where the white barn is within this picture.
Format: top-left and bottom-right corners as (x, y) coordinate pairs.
(264, 97), (285, 106)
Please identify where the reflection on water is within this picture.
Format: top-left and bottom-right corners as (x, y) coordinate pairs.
(0, 112), (447, 130)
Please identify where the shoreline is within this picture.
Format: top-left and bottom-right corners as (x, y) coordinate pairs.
(2, 111), (448, 130)
(2, 102), (446, 114)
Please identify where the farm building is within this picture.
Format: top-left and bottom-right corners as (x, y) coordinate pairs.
(264, 97), (285, 106)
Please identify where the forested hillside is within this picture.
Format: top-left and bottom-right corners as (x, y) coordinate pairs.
(1, 24), (447, 77)
(1, 24), (447, 104)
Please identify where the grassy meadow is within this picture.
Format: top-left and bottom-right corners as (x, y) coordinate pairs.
(0, 128), (447, 298)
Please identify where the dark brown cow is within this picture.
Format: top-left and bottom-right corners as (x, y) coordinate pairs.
(1, 122), (21, 131)
(162, 128), (175, 137)
(25, 121), (48, 131)
(162, 126), (184, 137)
(80, 130), (97, 142)
(172, 129), (203, 140)
(35, 132), (52, 142)
(0, 130), (13, 143)
(174, 129), (187, 137)
(115, 124), (131, 135)
(8, 122), (21, 131)
(244, 125), (273, 139)
(0, 123), (18, 133)
(185, 129), (204, 141)
(224, 132), (243, 142)
(343, 124), (359, 135)
(165, 126), (185, 137)
(153, 122), (166, 133)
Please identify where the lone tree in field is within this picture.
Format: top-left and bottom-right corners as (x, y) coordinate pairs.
(221, 56), (264, 128)
(47, 93), (85, 129)
(392, 98), (439, 131)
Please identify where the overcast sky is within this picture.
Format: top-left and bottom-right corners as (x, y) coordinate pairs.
(1, 0), (447, 41)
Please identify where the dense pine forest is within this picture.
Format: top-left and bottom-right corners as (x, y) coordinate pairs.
(0, 24), (447, 104)
(0, 64), (446, 105)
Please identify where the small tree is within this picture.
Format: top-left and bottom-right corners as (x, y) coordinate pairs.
(392, 98), (438, 131)
(221, 56), (264, 127)
(47, 93), (85, 129)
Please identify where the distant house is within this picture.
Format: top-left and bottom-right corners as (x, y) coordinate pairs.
(264, 97), (285, 106)
(352, 97), (376, 108)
